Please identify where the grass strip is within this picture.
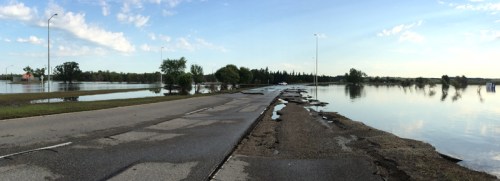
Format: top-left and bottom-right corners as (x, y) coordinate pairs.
(0, 93), (203, 120)
(0, 88), (250, 120)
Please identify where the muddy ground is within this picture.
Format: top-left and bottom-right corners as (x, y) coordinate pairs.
(232, 100), (497, 180)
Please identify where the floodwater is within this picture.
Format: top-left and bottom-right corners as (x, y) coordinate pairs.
(1, 80), (221, 103)
(305, 84), (499, 177)
(0, 80), (158, 94)
(29, 86), (218, 103)
(271, 99), (288, 120)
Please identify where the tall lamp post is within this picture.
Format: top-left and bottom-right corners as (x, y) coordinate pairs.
(48, 13), (57, 92)
(5, 65), (13, 81)
(160, 47), (164, 84)
(314, 34), (319, 99)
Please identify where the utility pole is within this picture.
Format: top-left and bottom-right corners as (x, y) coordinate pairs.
(160, 47), (164, 84)
(48, 13), (58, 92)
(314, 33), (319, 100)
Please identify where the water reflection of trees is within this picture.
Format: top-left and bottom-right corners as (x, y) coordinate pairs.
(441, 85), (464, 102)
(344, 85), (364, 100)
(149, 88), (162, 94)
(61, 96), (79, 102)
(477, 86), (484, 103)
(58, 83), (81, 91)
(441, 86), (449, 101)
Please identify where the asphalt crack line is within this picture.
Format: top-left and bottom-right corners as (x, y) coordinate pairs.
(0, 142), (72, 159)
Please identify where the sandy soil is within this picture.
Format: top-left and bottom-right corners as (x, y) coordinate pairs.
(234, 100), (497, 180)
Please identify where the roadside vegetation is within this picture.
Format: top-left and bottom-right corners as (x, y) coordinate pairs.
(0, 94), (194, 120)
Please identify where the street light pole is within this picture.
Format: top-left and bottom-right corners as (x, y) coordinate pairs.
(160, 47), (164, 84)
(5, 65), (13, 81)
(314, 34), (319, 99)
(48, 13), (57, 92)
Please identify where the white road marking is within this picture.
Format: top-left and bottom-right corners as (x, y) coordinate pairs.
(0, 142), (72, 159)
(185, 107), (210, 115)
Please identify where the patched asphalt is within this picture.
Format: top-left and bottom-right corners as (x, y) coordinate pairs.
(0, 86), (284, 180)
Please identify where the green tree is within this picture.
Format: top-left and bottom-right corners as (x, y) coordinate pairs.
(190, 64), (204, 93)
(239, 67), (253, 84)
(345, 68), (367, 85)
(33, 68), (46, 80)
(177, 72), (193, 94)
(452, 75), (468, 89)
(415, 77), (428, 88)
(23, 66), (34, 75)
(441, 75), (450, 89)
(54, 61), (82, 84)
(160, 57), (187, 93)
(215, 64), (240, 90)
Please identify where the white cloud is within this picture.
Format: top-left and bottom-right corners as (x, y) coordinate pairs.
(453, 2), (500, 12)
(176, 37), (194, 51)
(149, 33), (157, 40)
(378, 20), (423, 37)
(117, 12), (149, 27)
(378, 21), (425, 43)
(17, 36), (43, 45)
(49, 10), (135, 53)
(495, 20), (500, 23)
(0, 2), (35, 21)
(159, 34), (171, 42)
(99, 0), (110, 16)
(162, 9), (176, 16)
(164, 0), (183, 8)
(3, 38), (11, 42)
(195, 38), (228, 52)
(140, 44), (153, 52)
(56, 45), (107, 57)
(399, 31), (425, 43)
(167, 37), (227, 52)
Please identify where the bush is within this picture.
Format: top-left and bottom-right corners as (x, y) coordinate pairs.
(177, 73), (193, 94)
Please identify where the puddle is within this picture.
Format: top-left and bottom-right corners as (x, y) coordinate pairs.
(271, 99), (288, 120)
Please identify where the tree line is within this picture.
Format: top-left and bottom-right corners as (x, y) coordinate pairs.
(15, 60), (484, 90)
(14, 63), (161, 83)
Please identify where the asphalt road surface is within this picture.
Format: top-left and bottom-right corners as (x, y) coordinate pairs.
(0, 86), (283, 180)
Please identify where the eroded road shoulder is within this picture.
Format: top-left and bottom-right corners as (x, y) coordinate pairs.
(214, 101), (496, 180)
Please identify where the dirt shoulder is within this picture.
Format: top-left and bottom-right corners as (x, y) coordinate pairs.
(232, 101), (497, 180)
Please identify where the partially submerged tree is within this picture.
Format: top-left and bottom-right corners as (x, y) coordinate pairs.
(441, 75), (450, 89)
(33, 68), (46, 80)
(53, 61), (82, 84)
(177, 72), (193, 94)
(190, 64), (204, 93)
(215, 64), (240, 90)
(160, 57), (187, 93)
(450, 75), (468, 90)
(345, 68), (367, 85)
(415, 77), (428, 88)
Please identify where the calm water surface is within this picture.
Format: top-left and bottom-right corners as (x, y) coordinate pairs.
(0, 80), (157, 94)
(305, 84), (499, 177)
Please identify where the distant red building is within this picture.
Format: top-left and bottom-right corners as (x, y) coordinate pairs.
(22, 73), (34, 81)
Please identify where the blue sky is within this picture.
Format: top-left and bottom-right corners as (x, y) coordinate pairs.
(0, 0), (499, 78)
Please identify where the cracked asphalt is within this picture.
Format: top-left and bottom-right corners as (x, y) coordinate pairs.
(0, 86), (284, 180)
